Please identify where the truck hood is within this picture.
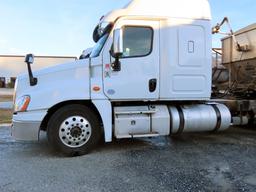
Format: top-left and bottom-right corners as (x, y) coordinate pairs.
(15, 59), (91, 111)
(18, 59), (88, 80)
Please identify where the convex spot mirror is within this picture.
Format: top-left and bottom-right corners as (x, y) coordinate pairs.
(25, 54), (34, 64)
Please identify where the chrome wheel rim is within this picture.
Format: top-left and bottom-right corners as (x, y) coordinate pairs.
(59, 116), (92, 148)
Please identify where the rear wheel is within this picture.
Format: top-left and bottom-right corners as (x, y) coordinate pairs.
(248, 111), (256, 128)
(47, 104), (101, 156)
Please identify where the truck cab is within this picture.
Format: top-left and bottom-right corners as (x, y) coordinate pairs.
(12, 0), (232, 156)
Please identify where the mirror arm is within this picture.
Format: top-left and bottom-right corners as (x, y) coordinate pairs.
(25, 54), (37, 86)
(26, 62), (38, 86)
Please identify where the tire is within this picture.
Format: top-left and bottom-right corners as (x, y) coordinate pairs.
(248, 111), (255, 128)
(47, 104), (101, 156)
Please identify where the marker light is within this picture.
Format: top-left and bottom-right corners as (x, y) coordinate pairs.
(14, 95), (31, 112)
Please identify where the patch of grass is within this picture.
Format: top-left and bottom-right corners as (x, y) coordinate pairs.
(0, 95), (13, 102)
(0, 109), (12, 124)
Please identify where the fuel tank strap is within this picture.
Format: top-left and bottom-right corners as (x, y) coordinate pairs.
(176, 106), (185, 135)
(212, 104), (222, 132)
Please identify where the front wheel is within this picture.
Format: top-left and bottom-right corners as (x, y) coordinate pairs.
(47, 104), (101, 156)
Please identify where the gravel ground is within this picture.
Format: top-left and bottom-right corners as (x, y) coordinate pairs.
(0, 125), (256, 192)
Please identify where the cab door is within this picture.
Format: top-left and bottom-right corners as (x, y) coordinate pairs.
(102, 20), (160, 100)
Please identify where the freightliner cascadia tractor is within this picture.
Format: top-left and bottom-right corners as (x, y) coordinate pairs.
(12, 0), (255, 156)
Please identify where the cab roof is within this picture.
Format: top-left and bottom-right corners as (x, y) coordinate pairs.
(103, 0), (211, 22)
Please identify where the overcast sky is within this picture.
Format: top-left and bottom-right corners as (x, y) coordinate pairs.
(0, 0), (255, 57)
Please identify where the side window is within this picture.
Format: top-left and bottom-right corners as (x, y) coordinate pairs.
(122, 26), (153, 58)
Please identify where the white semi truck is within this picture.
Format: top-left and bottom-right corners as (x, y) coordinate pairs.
(11, 0), (255, 156)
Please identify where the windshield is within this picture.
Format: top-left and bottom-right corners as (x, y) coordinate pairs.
(90, 33), (109, 58)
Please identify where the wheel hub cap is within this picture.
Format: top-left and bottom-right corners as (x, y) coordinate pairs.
(70, 127), (82, 138)
(59, 116), (92, 148)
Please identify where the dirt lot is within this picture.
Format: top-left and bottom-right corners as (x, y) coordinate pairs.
(0, 95), (13, 102)
(0, 109), (12, 124)
(0, 93), (13, 123)
(0, 88), (13, 96)
(0, 125), (256, 192)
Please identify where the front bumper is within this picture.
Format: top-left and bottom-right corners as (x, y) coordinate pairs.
(11, 110), (47, 141)
(12, 120), (41, 141)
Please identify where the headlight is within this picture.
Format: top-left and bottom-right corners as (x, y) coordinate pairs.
(14, 95), (31, 112)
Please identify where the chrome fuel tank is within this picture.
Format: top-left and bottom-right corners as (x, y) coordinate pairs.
(169, 104), (231, 134)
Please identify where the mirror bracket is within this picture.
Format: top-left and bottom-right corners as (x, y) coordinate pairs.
(25, 54), (38, 86)
(111, 56), (121, 72)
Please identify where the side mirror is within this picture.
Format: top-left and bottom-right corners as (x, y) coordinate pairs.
(25, 54), (34, 64)
(113, 28), (123, 57)
(24, 53), (37, 86)
(111, 28), (123, 72)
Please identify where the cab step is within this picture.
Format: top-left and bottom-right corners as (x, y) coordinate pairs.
(116, 132), (160, 139)
(114, 106), (156, 115)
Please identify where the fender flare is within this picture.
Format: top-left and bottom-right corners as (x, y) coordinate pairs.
(92, 99), (112, 142)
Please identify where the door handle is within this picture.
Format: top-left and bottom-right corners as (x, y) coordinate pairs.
(149, 79), (157, 92)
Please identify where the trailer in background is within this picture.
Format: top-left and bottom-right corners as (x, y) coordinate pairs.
(222, 23), (256, 92)
(212, 23), (256, 125)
